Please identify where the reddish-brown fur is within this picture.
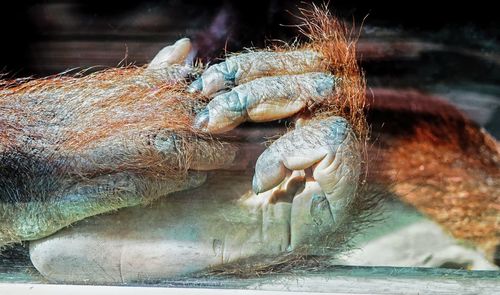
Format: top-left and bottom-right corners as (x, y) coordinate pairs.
(367, 88), (499, 261)
(0, 67), (213, 180)
(0, 5), (498, 265)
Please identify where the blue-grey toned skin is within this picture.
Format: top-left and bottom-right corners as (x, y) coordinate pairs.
(188, 49), (361, 256)
(2, 39), (361, 271)
(194, 72), (337, 133)
(188, 50), (324, 96)
(245, 117), (360, 252)
(1, 38), (216, 246)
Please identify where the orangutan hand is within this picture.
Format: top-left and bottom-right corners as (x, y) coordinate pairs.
(190, 51), (361, 252)
(1, 38), (238, 245)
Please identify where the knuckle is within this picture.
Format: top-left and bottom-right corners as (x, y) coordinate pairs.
(218, 91), (247, 114)
(208, 61), (236, 83)
(305, 116), (352, 149)
(153, 130), (181, 155)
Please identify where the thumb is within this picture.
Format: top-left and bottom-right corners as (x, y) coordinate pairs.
(147, 38), (192, 70)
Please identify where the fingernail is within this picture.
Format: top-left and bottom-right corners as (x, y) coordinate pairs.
(187, 78), (203, 93)
(194, 108), (209, 130)
(310, 194), (329, 214)
(310, 193), (332, 226)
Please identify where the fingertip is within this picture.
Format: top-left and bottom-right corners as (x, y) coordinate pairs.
(252, 175), (264, 194)
(253, 152), (288, 194)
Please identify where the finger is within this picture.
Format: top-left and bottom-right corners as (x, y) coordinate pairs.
(290, 179), (358, 251)
(242, 171), (306, 252)
(289, 181), (332, 249)
(252, 117), (351, 194)
(261, 198), (293, 252)
(147, 38), (192, 70)
(188, 50), (324, 96)
(194, 72), (336, 133)
(287, 125), (359, 252)
(312, 131), (360, 204)
(262, 170), (307, 251)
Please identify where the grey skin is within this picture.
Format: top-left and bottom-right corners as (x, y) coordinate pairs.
(2, 39), (361, 277)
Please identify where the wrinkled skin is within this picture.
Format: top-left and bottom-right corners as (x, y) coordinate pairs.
(0, 35), (361, 266)
(3, 23), (499, 281)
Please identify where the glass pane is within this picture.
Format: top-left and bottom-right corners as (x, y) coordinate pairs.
(1, 1), (498, 292)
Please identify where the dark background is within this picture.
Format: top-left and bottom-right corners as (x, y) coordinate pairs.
(1, 0), (499, 137)
(1, 0), (498, 76)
